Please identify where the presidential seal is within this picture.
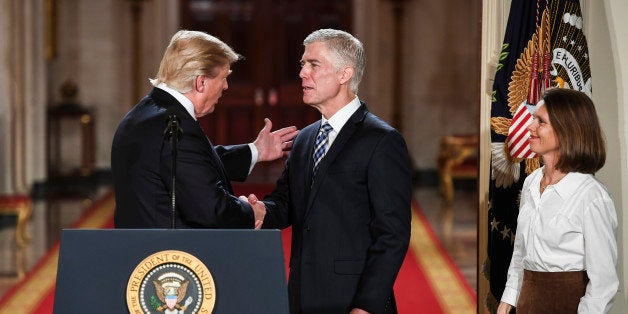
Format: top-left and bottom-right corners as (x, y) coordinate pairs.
(126, 250), (216, 314)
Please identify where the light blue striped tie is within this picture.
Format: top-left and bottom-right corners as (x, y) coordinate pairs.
(312, 123), (333, 182)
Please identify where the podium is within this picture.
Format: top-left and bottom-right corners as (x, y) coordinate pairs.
(53, 229), (289, 313)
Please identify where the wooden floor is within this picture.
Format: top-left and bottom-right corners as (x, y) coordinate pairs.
(0, 182), (477, 301)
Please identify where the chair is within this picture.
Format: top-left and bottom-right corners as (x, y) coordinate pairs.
(0, 194), (32, 279)
(437, 134), (478, 203)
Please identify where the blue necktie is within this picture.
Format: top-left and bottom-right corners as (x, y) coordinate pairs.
(312, 123), (333, 182)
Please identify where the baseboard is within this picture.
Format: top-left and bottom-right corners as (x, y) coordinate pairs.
(413, 169), (439, 187)
(413, 169), (477, 190)
(32, 168), (476, 198)
(32, 168), (112, 200)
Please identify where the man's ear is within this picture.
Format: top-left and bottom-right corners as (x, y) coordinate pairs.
(193, 75), (205, 92)
(338, 66), (354, 85)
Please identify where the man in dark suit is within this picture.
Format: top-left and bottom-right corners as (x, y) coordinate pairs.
(248, 29), (412, 314)
(112, 30), (297, 229)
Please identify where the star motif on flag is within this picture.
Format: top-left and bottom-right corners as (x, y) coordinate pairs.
(578, 46), (582, 51)
(570, 40), (575, 46)
(501, 226), (511, 240)
(563, 36), (567, 42)
(491, 218), (500, 231)
(511, 232), (516, 245)
(584, 53), (588, 60)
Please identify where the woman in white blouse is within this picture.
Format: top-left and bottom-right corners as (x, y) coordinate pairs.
(497, 88), (618, 313)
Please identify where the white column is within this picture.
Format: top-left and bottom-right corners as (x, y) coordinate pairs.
(0, 0), (46, 194)
(479, 0), (510, 311)
(0, 0), (14, 192)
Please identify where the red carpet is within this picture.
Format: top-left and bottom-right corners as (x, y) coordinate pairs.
(0, 185), (475, 313)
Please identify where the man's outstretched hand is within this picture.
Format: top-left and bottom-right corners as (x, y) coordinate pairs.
(253, 118), (298, 162)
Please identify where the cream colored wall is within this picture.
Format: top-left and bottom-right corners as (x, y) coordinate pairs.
(47, 0), (178, 170)
(399, 0), (481, 170)
(585, 0), (627, 311)
(593, 0), (628, 311)
(356, 0), (481, 172)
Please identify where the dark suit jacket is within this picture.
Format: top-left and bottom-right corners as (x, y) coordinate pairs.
(112, 87), (255, 228)
(263, 103), (412, 314)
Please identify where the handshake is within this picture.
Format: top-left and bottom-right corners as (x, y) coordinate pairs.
(239, 194), (266, 229)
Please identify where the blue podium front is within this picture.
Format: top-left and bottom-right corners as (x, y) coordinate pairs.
(53, 229), (289, 314)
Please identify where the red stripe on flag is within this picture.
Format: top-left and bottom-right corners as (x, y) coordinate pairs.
(508, 124), (529, 147)
(511, 104), (528, 120)
(507, 104), (536, 158)
(509, 134), (531, 157)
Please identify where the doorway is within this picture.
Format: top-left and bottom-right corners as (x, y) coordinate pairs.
(180, 0), (353, 145)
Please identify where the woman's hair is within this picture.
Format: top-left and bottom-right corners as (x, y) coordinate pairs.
(543, 88), (605, 173)
(150, 30), (240, 93)
(303, 29), (365, 94)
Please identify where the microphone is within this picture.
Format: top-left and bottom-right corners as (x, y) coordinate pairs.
(164, 114), (182, 229)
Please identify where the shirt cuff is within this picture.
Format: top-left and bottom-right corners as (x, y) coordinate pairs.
(500, 286), (519, 307)
(247, 143), (258, 175)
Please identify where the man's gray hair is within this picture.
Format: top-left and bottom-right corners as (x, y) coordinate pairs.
(304, 29), (365, 94)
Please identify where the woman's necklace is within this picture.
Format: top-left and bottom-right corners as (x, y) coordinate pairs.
(540, 172), (567, 194)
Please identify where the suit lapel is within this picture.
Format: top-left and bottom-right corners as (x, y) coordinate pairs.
(305, 105), (368, 216)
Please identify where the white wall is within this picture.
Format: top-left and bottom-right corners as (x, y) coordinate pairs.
(593, 0), (628, 311)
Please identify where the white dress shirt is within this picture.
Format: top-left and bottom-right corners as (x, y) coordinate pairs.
(501, 167), (618, 313)
(317, 96), (361, 155)
(155, 83), (258, 173)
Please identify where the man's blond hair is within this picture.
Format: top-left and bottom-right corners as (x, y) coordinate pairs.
(150, 30), (240, 93)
